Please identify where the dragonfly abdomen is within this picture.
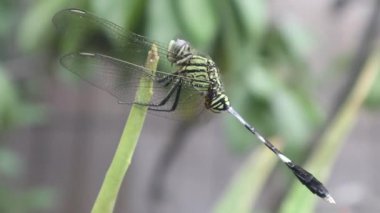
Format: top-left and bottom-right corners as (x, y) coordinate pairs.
(205, 91), (230, 113)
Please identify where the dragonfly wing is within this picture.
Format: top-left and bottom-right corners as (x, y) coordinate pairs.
(61, 52), (206, 120)
(55, 8), (208, 120)
(61, 52), (173, 103)
(53, 8), (173, 75)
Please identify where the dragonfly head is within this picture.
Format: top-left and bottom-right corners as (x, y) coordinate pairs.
(167, 39), (192, 64)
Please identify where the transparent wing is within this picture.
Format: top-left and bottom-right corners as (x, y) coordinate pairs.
(53, 8), (209, 119)
(53, 8), (173, 74)
(61, 52), (206, 119)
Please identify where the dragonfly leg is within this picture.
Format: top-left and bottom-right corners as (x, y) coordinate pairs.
(118, 80), (181, 108)
(149, 83), (182, 112)
(150, 80), (180, 106)
(126, 80), (180, 109)
(157, 74), (174, 87)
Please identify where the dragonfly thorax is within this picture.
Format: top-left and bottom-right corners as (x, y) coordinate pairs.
(167, 39), (193, 64)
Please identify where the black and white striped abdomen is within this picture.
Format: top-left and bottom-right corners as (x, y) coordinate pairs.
(206, 91), (230, 113)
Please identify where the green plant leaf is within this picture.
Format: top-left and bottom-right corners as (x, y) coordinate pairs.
(91, 0), (146, 28)
(23, 187), (56, 211)
(213, 138), (281, 213)
(0, 149), (22, 178)
(279, 19), (315, 61)
(176, 0), (218, 47)
(0, 66), (45, 131)
(234, 0), (268, 41)
(17, 0), (67, 51)
(270, 89), (312, 148)
(245, 64), (280, 100)
(364, 64), (380, 108)
(0, 67), (19, 130)
(146, 0), (179, 43)
(0, 0), (14, 38)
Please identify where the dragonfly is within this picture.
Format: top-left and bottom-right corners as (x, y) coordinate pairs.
(53, 8), (335, 204)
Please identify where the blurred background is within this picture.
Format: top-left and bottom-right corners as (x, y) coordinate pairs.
(1, 0), (380, 212)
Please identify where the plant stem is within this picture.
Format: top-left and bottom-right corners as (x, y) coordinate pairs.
(91, 44), (159, 213)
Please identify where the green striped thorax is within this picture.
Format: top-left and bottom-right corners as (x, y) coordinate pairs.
(167, 39), (230, 113)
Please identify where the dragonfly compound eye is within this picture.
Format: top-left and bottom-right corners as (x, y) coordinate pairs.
(167, 39), (192, 64)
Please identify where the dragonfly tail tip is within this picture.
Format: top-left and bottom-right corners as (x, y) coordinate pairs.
(324, 194), (336, 204)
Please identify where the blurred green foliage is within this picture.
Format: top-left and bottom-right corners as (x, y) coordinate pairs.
(0, 68), (45, 132)
(4, 0), (356, 212)
(0, 1), (12, 50)
(1, 1), (53, 212)
(213, 138), (280, 213)
(0, 55), (50, 213)
(0, 150), (55, 213)
(15, 0), (323, 155)
(365, 63), (380, 108)
(331, 51), (380, 109)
